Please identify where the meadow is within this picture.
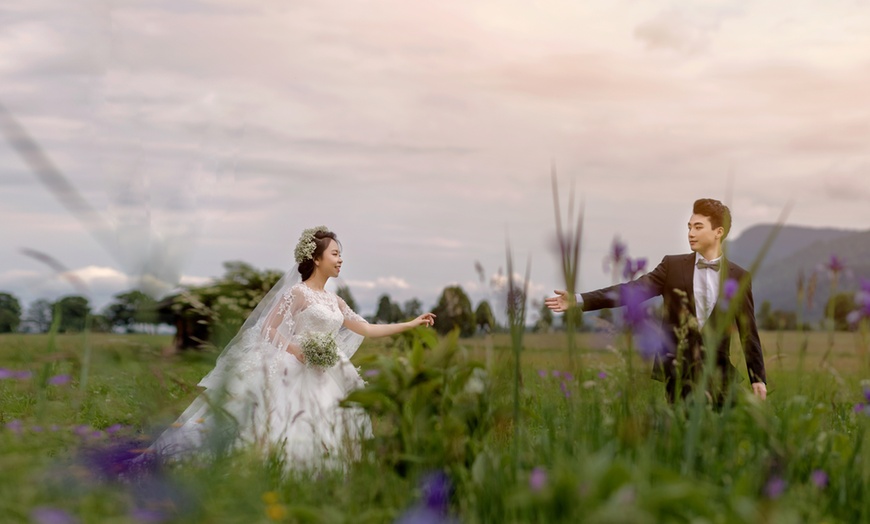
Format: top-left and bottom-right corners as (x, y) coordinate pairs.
(2, 327), (869, 523)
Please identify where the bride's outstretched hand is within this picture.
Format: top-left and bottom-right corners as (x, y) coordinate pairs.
(412, 312), (437, 328)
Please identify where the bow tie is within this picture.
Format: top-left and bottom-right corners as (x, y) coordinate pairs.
(697, 260), (720, 271)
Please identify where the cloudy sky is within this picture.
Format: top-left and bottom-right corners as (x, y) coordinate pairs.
(1, 0), (869, 320)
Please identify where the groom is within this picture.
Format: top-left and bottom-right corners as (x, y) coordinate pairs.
(545, 198), (767, 403)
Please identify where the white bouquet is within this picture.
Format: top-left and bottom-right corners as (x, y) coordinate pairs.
(299, 332), (340, 370)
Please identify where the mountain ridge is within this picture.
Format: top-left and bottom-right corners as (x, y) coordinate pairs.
(726, 225), (870, 321)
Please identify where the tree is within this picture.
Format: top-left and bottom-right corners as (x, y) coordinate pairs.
(474, 300), (495, 334)
(54, 295), (90, 333)
(403, 298), (423, 319)
(374, 294), (403, 323)
(89, 314), (113, 333)
(0, 292), (22, 333)
(336, 285), (358, 312)
(162, 261), (283, 350)
(534, 299), (554, 333)
(759, 300), (775, 331)
(103, 290), (159, 333)
(23, 299), (53, 333)
(432, 285), (475, 337)
(826, 292), (858, 331)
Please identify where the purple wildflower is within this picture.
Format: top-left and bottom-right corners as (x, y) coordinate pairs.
(422, 471), (451, 514)
(560, 381), (571, 398)
(537, 369), (547, 379)
(810, 470), (828, 489)
(562, 372), (574, 381)
(634, 320), (669, 361)
(826, 255), (845, 274)
(395, 506), (455, 524)
(80, 437), (152, 481)
(130, 508), (168, 523)
(48, 374), (72, 386)
(849, 278), (870, 325)
(73, 425), (91, 437)
(14, 370), (32, 379)
(551, 370), (561, 378)
(865, 388), (870, 404)
(0, 368), (13, 379)
(363, 369), (380, 377)
(719, 278), (739, 309)
(597, 371), (607, 379)
(764, 477), (787, 499)
(622, 257), (648, 281)
(32, 425), (43, 433)
(106, 424), (124, 435)
(30, 507), (78, 524)
(529, 467), (548, 492)
(603, 237), (628, 273)
(619, 284), (651, 329)
(5, 419), (23, 434)
(856, 278), (870, 305)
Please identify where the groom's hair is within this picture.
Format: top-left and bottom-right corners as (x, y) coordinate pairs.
(693, 198), (732, 238)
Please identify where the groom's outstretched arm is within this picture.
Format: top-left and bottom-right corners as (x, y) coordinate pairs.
(546, 256), (670, 313)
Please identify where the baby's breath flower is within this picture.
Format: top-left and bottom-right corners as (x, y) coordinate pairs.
(294, 225), (329, 263)
(300, 332), (339, 370)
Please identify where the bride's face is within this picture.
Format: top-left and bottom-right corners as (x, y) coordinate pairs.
(315, 239), (342, 278)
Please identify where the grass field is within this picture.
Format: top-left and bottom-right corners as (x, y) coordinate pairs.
(2, 329), (869, 522)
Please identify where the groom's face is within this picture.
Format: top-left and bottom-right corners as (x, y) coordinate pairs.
(687, 213), (722, 255)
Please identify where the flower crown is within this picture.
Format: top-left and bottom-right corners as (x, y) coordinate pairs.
(294, 225), (329, 264)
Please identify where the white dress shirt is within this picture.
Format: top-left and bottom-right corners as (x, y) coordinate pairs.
(694, 252), (722, 328)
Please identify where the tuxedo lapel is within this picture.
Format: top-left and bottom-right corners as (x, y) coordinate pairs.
(681, 254), (697, 316)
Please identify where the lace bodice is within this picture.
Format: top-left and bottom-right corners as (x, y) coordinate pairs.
(289, 284), (355, 339)
(263, 282), (366, 349)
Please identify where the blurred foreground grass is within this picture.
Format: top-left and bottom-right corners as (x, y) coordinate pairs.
(1, 330), (869, 522)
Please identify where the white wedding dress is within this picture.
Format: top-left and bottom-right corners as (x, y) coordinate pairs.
(149, 280), (372, 469)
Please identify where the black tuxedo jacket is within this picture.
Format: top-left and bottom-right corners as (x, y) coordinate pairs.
(580, 254), (766, 386)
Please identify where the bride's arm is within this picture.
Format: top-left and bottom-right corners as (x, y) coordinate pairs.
(337, 297), (435, 338)
(261, 286), (306, 362)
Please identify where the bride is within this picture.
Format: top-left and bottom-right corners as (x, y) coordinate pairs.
(147, 226), (436, 469)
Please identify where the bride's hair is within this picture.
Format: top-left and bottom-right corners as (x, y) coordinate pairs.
(298, 229), (339, 280)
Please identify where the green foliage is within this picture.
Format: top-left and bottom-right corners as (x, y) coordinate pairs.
(344, 330), (493, 477)
(474, 300), (496, 333)
(2, 331), (870, 522)
(0, 292), (22, 333)
(373, 294), (403, 324)
(102, 290), (160, 332)
(22, 299), (52, 333)
(534, 299), (554, 333)
(431, 285), (475, 337)
(53, 295), (90, 333)
(826, 292), (858, 331)
(402, 298), (423, 319)
(165, 261), (283, 350)
(760, 300), (799, 331)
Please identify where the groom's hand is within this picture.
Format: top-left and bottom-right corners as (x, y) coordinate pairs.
(751, 382), (767, 400)
(544, 290), (573, 313)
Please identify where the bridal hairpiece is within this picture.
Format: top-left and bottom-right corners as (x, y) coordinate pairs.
(294, 225), (329, 263)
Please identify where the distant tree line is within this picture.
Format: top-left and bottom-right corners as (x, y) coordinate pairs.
(0, 290), (167, 334)
(7, 263), (861, 342)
